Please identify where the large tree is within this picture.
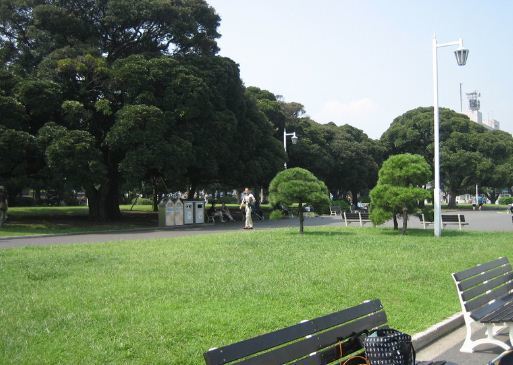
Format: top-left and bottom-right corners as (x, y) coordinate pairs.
(381, 107), (513, 207)
(0, 0), (284, 219)
(0, 0), (221, 220)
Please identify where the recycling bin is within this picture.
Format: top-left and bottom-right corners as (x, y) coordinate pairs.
(193, 201), (205, 224)
(165, 199), (175, 226)
(184, 201), (194, 224)
(174, 200), (184, 225)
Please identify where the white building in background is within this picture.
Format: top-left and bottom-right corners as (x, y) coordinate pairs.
(465, 91), (501, 131)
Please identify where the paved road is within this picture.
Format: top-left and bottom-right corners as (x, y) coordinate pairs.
(418, 325), (507, 365)
(1, 210), (512, 249)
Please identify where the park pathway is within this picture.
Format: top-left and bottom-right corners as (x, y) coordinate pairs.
(1, 210), (512, 249)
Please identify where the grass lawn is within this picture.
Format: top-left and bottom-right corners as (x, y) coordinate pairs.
(0, 206), (156, 237)
(1, 227), (512, 364)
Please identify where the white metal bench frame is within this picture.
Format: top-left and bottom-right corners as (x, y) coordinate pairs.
(343, 212), (371, 227)
(452, 257), (513, 353)
(420, 213), (469, 230)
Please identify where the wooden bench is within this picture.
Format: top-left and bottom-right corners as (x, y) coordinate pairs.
(204, 299), (444, 365)
(343, 212), (371, 227)
(330, 205), (342, 215)
(452, 257), (513, 353)
(419, 214), (468, 230)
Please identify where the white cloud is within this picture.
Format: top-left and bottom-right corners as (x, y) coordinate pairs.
(312, 98), (385, 138)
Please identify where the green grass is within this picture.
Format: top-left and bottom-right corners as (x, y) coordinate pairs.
(1, 227), (512, 364)
(0, 206), (156, 237)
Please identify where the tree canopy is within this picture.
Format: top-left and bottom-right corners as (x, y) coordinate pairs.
(269, 167), (329, 234)
(370, 154), (431, 234)
(381, 107), (513, 206)
(0, 0), (285, 218)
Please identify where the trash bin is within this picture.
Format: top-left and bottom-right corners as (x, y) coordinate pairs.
(174, 200), (184, 225)
(165, 199), (175, 226)
(184, 201), (194, 224)
(194, 201), (205, 224)
(158, 198), (167, 227)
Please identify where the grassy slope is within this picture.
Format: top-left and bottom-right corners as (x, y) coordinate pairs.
(0, 227), (511, 364)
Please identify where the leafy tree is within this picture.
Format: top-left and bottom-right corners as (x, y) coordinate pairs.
(269, 167), (329, 234)
(381, 107), (513, 207)
(370, 154), (431, 234)
(0, 126), (39, 203)
(0, 0), (244, 219)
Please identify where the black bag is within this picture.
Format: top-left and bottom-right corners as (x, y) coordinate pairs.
(363, 328), (415, 365)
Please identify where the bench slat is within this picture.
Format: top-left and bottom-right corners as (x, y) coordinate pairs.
(461, 273), (513, 302)
(453, 257), (508, 281)
(472, 293), (513, 321)
(465, 284), (512, 313)
(204, 300), (383, 365)
(238, 312), (386, 365)
(458, 264), (513, 291)
(480, 301), (513, 323)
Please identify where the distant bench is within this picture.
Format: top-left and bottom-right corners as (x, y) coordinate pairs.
(343, 212), (371, 227)
(419, 213), (469, 230)
(330, 205), (342, 215)
(204, 299), (444, 365)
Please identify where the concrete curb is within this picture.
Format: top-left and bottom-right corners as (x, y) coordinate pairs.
(412, 312), (464, 350)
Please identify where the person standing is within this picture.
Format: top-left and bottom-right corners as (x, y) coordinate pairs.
(0, 186), (7, 227)
(240, 187), (255, 229)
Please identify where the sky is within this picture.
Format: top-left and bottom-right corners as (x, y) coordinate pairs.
(207, 0), (513, 139)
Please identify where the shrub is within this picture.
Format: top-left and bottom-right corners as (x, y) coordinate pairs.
(360, 196), (371, 203)
(216, 195), (238, 204)
(131, 197), (153, 205)
(269, 210), (284, 220)
(499, 196), (513, 205)
(11, 196), (36, 207)
(331, 199), (350, 212)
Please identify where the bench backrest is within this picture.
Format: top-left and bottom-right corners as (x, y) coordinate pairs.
(452, 257), (513, 319)
(360, 213), (370, 220)
(344, 212), (361, 220)
(204, 300), (387, 365)
(442, 214), (465, 223)
(331, 206), (341, 213)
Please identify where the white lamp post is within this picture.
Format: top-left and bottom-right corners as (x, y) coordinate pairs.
(432, 35), (469, 237)
(283, 128), (298, 169)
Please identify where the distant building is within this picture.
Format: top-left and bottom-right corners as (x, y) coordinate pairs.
(465, 91), (500, 131)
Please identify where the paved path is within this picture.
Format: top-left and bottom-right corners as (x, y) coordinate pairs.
(418, 324), (507, 365)
(0, 215), (343, 248)
(2, 210), (513, 249)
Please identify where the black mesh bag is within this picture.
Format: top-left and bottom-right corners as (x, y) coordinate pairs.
(363, 329), (415, 365)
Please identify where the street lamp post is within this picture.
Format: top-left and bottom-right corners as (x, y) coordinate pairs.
(432, 35), (469, 237)
(283, 128), (298, 169)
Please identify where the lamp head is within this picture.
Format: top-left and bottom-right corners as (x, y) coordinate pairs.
(291, 133), (298, 145)
(454, 48), (469, 66)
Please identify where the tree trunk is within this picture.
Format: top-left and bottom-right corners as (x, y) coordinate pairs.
(393, 214), (398, 230)
(299, 201), (304, 234)
(351, 189), (359, 206)
(401, 207), (408, 235)
(85, 171), (121, 222)
(486, 188), (498, 204)
(188, 183), (197, 200)
(152, 178), (159, 212)
(448, 190), (457, 208)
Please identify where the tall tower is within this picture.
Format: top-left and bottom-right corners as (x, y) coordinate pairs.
(466, 91), (482, 124)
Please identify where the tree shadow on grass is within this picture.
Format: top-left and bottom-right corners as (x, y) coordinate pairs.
(379, 227), (471, 237)
(286, 230), (356, 237)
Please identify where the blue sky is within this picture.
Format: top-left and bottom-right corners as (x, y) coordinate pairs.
(207, 0), (513, 139)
